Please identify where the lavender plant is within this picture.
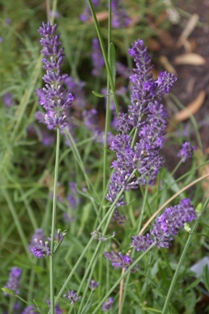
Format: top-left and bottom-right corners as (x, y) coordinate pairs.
(1, 1), (209, 314)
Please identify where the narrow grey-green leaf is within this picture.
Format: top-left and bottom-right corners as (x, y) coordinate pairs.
(1, 288), (16, 296)
(92, 90), (105, 98)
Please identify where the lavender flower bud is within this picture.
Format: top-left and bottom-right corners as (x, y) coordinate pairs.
(111, 0), (130, 28)
(112, 210), (126, 224)
(30, 239), (51, 258)
(28, 229), (45, 251)
(22, 306), (38, 314)
(104, 251), (138, 272)
(63, 290), (81, 304)
(177, 142), (196, 162)
(92, 38), (104, 77)
(4, 267), (22, 295)
(89, 279), (100, 290)
(102, 297), (114, 312)
(80, 0), (100, 22)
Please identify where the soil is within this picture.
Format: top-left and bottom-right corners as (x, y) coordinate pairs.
(153, 0), (209, 174)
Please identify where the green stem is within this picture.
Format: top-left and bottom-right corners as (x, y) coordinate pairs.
(50, 128), (60, 314)
(88, 0), (119, 114)
(50, 0), (58, 24)
(170, 160), (182, 177)
(2, 189), (32, 260)
(64, 129), (92, 191)
(103, 0), (112, 202)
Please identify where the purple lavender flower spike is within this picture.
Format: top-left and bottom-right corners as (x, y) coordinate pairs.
(63, 290), (81, 304)
(102, 297), (114, 312)
(132, 199), (196, 251)
(104, 251), (138, 272)
(54, 304), (62, 314)
(4, 267), (22, 295)
(22, 305), (38, 314)
(29, 228), (45, 251)
(30, 239), (51, 258)
(67, 181), (79, 209)
(131, 233), (153, 252)
(116, 62), (132, 79)
(3, 92), (14, 107)
(80, 0), (100, 22)
(89, 279), (100, 290)
(111, 0), (130, 28)
(65, 77), (87, 109)
(41, 129), (55, 146)
(47, 300), (62, 314)
(177, 142), (196, 162)
(106, 39), (177, 206)
(48, 228), (66, 245)
(112, 210), (126, 224)
(36, 22), (74, 129)
(92, 38), (104, 77)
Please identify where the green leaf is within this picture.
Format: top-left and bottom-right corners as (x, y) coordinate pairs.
(108, 42), (116, 86)
(92, 90), (105, 98)
(1, 288), (16, 296)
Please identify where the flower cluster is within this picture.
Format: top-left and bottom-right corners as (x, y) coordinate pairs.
(106, 39), (177, 207)
(89, 279), (100, 290)
(47, 300), (63, 314)
(30, 228), (66, 258)
(36, 22), (74, 129)
(22, 306), (38, 314)
(31, 239), (51, 258)
(91, 229), (116, 241)
(80, 0), (100, 22)
(63, 290), (81, 304)
(3, 92), (14, 107)
(28, 228), (45, 251)
(131, 199), (196, 251)
(4, 267), (22, 295)
(91, 38), (104, 77)
(65, 76), (87, 110)
(112, 210), (126, 224)
(104, 251), (138, 272)
(111, 0), (130, 28)
(177, 142), (196, 162)
(102, 297), (114, 312)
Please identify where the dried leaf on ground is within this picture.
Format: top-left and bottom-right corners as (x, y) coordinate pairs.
(177, 14), (199, 48)
(174, 53), (206, 65)
(173, 90), (206, 122)
(159, 55), (177, 75)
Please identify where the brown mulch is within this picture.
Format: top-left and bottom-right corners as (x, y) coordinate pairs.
(151, 0), (209, 173)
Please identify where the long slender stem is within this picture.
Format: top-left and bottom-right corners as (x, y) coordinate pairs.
(88, 0), (119, 114)
(2, 189), (32, 260)
(103, 0), (112, 203)
(50, 128), (60, 314)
